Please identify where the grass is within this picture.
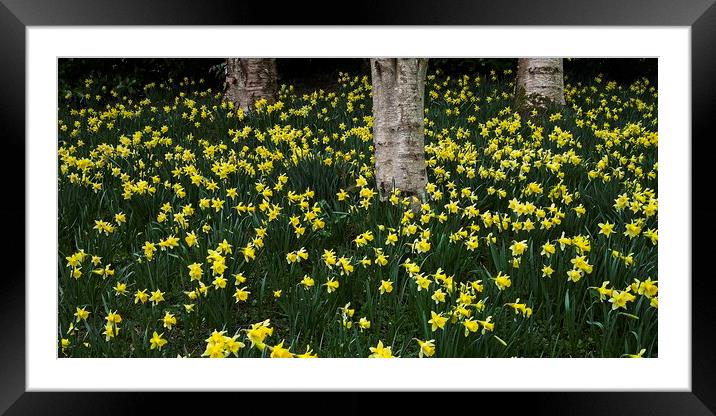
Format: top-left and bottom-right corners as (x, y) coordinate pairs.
(57, 68), (658, 358)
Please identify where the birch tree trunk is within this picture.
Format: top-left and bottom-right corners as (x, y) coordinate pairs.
(515, 58), (565, 111)
(371, 58), (429, 209)
(224, 58), (278, 113)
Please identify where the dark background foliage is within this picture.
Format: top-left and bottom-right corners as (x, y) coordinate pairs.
(58, 58), (657, 97)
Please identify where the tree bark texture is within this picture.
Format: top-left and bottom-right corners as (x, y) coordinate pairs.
(515, 58), (566, 111)
(224, 58), (278, 112)
(371, 58), (429, 206)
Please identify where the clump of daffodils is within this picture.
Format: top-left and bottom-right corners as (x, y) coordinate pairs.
(202, 329), (246, 358)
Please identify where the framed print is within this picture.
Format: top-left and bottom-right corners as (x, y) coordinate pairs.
(2, 0), (714, 414)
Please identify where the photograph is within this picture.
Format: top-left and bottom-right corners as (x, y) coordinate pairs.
(56, 57), (659, 359)
(1, 0), (712, 409)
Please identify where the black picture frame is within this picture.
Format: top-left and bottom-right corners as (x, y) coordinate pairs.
(1, 0), (713, 414)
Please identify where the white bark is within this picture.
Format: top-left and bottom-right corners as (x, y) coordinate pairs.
(224, 58), (278, 112)
(515, 58), (565, 111)
(371, 58), (429, 208)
